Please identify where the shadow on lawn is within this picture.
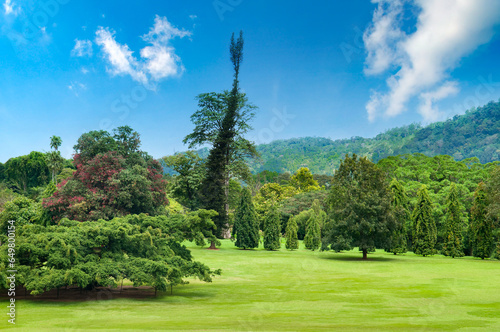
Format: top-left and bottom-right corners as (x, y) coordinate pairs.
(319, 253), (398, 262)
(0, 285), (214, 302)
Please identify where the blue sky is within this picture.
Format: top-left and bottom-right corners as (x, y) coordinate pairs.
(1, 0), (500, 162)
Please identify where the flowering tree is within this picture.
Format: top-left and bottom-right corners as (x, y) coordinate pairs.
(43, 127), (167, 222)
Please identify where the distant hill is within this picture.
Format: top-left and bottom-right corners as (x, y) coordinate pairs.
(187, 100), (500, 175)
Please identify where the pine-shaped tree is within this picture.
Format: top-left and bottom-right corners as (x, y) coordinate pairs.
(263, 202), (281, 250)
(311, 199), (327, 228)
(412, 185), (436, 256)
(442, 183), (464, 258)
(471, 182), (493, 259)
(304, 212), (321, 250)
(232, 188), (259, 249)
(285, 216), (299, 250)
(386, 179), (408, 254)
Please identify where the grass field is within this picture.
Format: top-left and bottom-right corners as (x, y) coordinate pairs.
(2, 240), (500, 331)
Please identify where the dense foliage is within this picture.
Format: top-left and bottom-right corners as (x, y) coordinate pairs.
(0, 214), (220, 295)
(246, 101), (500, 174)
(232, 188), (259, 249)
(322, 154), (395, 259)
(43, 127), (167, 222)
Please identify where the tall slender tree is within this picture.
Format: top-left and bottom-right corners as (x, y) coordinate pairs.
(263, 202), (281, 250)
(304, 212), (321, 250)
(232, 188), (259, 249)
(285, 216), (299, 250)
(201, 31), (245, 240)
(442, 183), (465, 258)
(386, 179), (408, 254)
(471, 182), (493, 259)
(412, 185), (436, 256)
(46, 136), (64, 184)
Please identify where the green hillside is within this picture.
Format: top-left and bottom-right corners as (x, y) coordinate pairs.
(247, 100), (500, 175)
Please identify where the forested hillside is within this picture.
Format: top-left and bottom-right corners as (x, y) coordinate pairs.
(247, 101), (500, 175)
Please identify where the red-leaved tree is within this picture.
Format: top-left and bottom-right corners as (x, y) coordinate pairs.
(43, 127), (167, 221)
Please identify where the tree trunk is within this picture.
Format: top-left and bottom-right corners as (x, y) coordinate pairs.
(223, 174), (231, 239)
(362, 249), (367, 260)
(209, 241), (217, 250)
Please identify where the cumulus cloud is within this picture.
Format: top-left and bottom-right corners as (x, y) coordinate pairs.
(94, 15), (191, 88)
(364, 0), (500, 122)
(71, 39), (93, 57)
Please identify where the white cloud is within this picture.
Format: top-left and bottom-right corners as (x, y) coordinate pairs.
(364, 0), (500, 121)
(363, 0), (404, 75)
(3, 0), (17, 15)
(189, 15), (197, 20)
(95, 27), (147, 84)
(418, 81), (459, 122)
(94, 16), (191, 88)
(71, 39), (93, 57)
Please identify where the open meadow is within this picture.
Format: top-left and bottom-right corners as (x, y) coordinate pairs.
(2, 240), (500, 331)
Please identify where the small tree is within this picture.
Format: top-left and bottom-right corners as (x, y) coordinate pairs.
(304, 212), (321, 250)
(412, 185), (436, 256)
(232, 188), (259, 249)
(263, 203), (281, 250)
(285, 216), (299, 250)
(471, 182), (493, 259)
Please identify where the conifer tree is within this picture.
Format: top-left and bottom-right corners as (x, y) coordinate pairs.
(442, 183), (465, 258)
(471, 182), (493, 259)
(285, 216), (299, 250)
(386, 179), (408, 254)
(412, 185), (436, 256)
(304, 212), (321, 250)
(263, 202), (281, 250)
(232, 188), (259, 249)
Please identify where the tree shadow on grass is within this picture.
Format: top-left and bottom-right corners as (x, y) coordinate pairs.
(0, 285), (215, 303)
(319, 253), (397, 262)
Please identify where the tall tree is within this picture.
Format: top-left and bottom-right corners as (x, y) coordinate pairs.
(50, 135), (62, 151)
(386, 179), (408, 254)
(471, 182), (493, 259)
(322, 154), (395, 259)
(46, 136), (64, 184)
(263, 202), (281, 250)
(200, 31), (246, 239)
(412, 185), (437, 256)
(304, 212), (321, 250)
(285, 216), (299, 250)
(442, 183), (465, 258)
(232, 188), (259, 249)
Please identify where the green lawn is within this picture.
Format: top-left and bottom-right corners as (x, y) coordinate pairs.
(2, 240), (500, 331)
